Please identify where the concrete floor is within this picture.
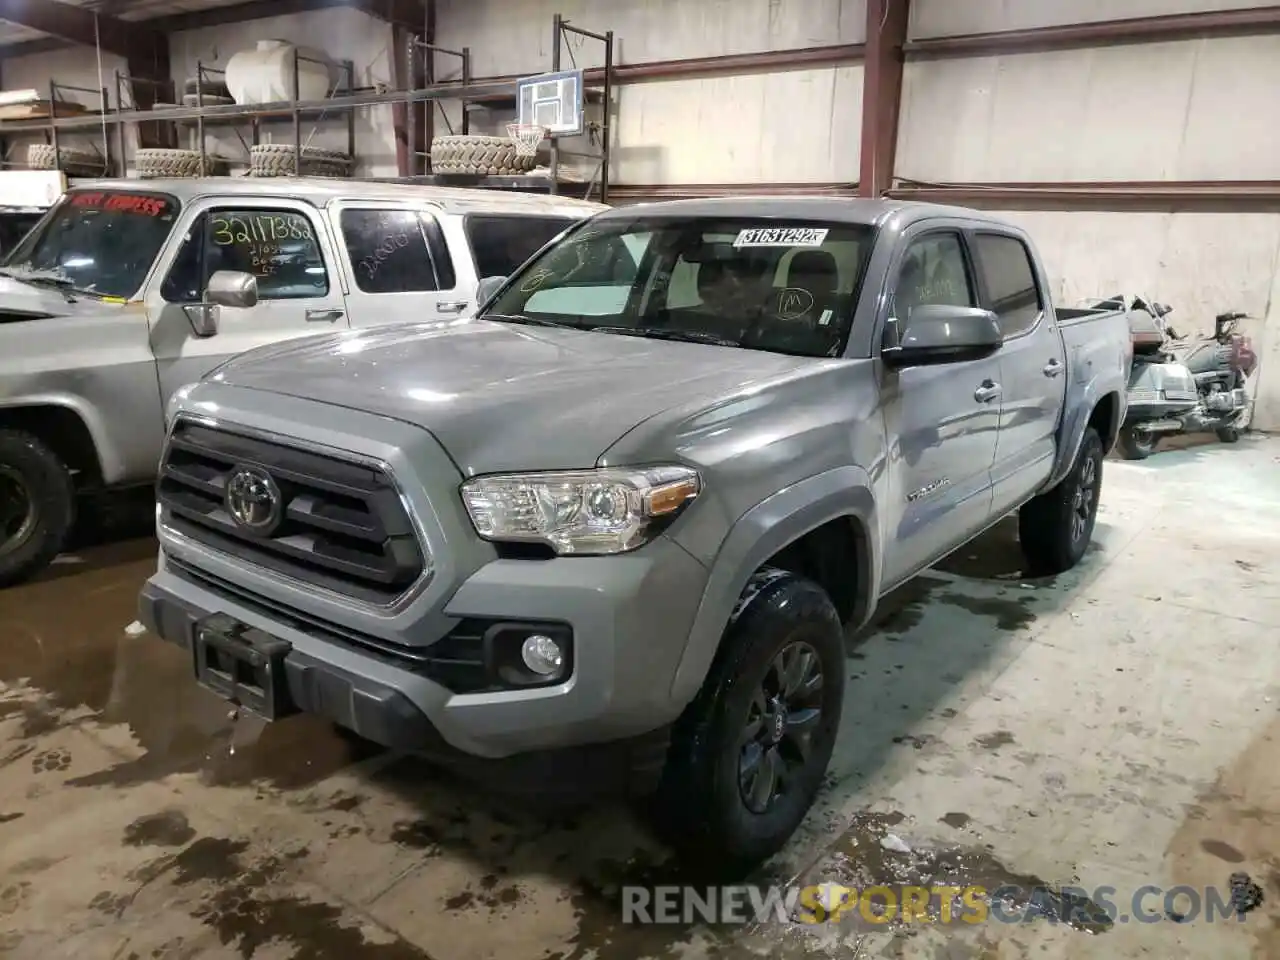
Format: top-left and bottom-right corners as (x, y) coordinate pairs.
(1, 436), (1277, 960)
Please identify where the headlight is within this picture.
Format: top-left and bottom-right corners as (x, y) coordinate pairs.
(460, 465), (700, 555)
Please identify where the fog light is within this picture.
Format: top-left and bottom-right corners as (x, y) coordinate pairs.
(520, 634), (564, 676)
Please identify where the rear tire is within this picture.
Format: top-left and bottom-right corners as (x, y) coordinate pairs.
(1216, 426), (1240, 444)
(1117, 426), (1158, 460)
(0, 430), (76, 587)
(1019, 427), (1103, 577)
(654, 570), (845, 875)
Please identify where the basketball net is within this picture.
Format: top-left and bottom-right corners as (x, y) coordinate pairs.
(507, 123), (547, 158)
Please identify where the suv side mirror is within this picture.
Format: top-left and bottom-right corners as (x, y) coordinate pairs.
(882, 304), (1003, 368)
(475, 275), (507, 308)
(206, 270), (258, 309)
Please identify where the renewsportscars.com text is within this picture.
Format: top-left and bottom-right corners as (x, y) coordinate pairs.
(622, 884), (1247, 926)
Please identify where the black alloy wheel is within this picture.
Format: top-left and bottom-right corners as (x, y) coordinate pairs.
(738, 640), (825, 814)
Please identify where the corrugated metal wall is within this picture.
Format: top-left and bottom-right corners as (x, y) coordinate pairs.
(899, 0), (1280, 429)
(435, 0), (865, 186)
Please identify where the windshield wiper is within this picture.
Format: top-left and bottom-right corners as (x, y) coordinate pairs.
(592, 326), (742, 347)
(0, 267), (80, 301)
(482, 312), (584, 330)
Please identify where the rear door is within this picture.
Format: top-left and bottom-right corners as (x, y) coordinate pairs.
(332, 202), (465, 327)
(972, 231), (1067, 517)
(146, 196), (348, 401)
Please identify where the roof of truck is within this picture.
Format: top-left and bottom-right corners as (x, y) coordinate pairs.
(597, 195), (999, 226)
(71, 177), (607, 217)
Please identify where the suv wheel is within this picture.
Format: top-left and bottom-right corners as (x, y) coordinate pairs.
(656, 570), (845, 873)
(0, 430), (76, 588)
(1018, 426), (1103, 576)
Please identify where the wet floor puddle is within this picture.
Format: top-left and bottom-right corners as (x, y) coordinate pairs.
(788, 811), (1114, 936)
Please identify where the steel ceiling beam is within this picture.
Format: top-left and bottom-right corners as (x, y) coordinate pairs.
(0, 0), (165, 58)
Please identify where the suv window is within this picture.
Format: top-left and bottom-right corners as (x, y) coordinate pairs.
(466, 215), (577, 279)
(973, 233), (1042, 338)
(893, 232), (975, 318)
(162, 208), (329, 302)
(340, 208), (453, 294)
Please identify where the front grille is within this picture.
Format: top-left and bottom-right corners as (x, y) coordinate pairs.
(158, 419), (427, 605)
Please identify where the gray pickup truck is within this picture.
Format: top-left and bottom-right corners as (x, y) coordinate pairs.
(140, 198), (1129, 868)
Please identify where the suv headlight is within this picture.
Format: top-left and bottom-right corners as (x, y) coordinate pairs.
(460, 465), (700, 555)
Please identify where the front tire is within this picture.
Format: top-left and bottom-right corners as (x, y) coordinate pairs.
(1216, 425), (1240, 444)
(0, 430), (76, 587)
(655, 571), (845, 874)
(1117, 426), (1158, 460)
(1019, 427), (1104, 577)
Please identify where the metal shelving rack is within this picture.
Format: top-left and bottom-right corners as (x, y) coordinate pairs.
(0, 14), (615, 199)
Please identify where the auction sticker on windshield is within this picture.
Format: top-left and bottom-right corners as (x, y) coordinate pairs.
(734, 227), (829, 248)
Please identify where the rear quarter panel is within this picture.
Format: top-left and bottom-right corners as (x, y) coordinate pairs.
(1048, 307), (1131, 486)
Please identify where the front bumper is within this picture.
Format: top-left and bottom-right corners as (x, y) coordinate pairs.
(141, 531), (708, 762)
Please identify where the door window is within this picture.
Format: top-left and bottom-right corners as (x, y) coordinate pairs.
(162, 208), (329, 303)
(340, 208), (454, 294)
(893, 232), (976, 319)
(466, 215), (578, 279)
(973, 233), (1042, 339)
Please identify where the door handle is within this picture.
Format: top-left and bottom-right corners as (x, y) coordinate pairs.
(436, 300), (469, 314)
(1043, 359), (1064, 377)
(305, 309), (344, 323)
(974, 381), (1002, 403)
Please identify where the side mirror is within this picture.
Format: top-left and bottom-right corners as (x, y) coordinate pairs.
(475, 275), (507, 308)
(1153, 302), (1172, 317)
(882, 304), (1003, 368)
(206, 270), (258, 310)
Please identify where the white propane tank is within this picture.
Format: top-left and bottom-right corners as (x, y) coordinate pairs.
(224, 39), (333, 105)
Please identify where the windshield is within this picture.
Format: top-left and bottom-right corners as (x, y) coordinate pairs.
(1, 190), (179, 299)
(481, 215), (875, 358)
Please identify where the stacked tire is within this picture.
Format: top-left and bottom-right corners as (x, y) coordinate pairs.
(134, 148), (228, 179)
(26, 143), (105, 177)
(430, 134), (535, 176)
(248, 143), (352, 178)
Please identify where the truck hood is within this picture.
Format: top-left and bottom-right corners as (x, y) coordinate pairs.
(210, 318), (816, 475)
(0, 276), (121, 321)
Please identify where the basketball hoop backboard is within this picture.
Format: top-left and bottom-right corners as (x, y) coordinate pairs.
(516, 69), (584, 138)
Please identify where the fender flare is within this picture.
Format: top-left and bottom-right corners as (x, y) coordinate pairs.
(1046, 386), (1120, 490)
(669, 465), (879, 704)
(0, 393), (114, 482)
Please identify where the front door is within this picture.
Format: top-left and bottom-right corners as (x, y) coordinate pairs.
(878, 228), (1002, 588)
(971, 231), (1067, 517)
(146, 197), (349, 401)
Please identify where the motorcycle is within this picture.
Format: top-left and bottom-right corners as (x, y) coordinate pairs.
(1093, 294), (1258, 460)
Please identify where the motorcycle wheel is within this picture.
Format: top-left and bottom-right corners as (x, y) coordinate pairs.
(1216, 426), (1240, 444)
(1118, 426), (1158, 461)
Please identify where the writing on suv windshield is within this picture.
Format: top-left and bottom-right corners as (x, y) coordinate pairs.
(480, 216), (875, 358)
(1, 190), (179, 299)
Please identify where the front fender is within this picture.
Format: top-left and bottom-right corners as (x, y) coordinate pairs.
(669, 465), (879, 705)
(0, 392), (114, 481)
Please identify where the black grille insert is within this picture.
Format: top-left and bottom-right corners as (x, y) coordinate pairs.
(158, 421), (426, 604)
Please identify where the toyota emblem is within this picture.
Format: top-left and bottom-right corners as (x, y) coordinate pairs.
(225, 465), (282, 535)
